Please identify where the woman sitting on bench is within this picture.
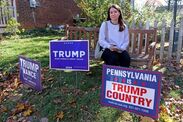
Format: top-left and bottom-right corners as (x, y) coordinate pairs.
(98, 4), (131, 67)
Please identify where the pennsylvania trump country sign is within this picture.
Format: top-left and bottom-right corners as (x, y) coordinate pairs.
(49, 40), (89, 71)
(100, 65), (162, 119)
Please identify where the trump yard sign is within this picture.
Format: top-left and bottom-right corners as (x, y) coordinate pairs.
(100, 65), (162, 119)
(19, 56), (42, 91)
(49, 40), (89, 71)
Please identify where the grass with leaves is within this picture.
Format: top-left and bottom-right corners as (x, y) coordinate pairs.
(0, 34), (127, 122)
(0, 33), (182, 122)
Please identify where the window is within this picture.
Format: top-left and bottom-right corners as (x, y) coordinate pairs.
(29, 0), (40, 8)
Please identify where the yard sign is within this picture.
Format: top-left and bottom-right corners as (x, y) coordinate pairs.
(101, 64), (162, 119)
(19, 56), (42, 91)
(49, 40), (89, 71)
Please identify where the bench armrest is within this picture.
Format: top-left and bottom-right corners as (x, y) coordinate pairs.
(148, 42), (157, 57)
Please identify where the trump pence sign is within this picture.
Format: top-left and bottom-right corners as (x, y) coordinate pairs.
(101, 65), (162, 119)
(49, 40), (89, 71)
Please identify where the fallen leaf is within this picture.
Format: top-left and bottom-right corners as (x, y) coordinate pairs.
(0, 105), (8, 113)
(17, 117), (26, 122)
(23, 108), (33, 116)
(47, 77), (54, 81)
(16, 103), (25, 111)
(6, 118), (17, 122)
(14, 78), (20, 88)
(53, 98), (63, 104)
(160, 105), (168, 114)
(86, 71), (92, 76)
(69, 99), (76, 108)
(56, 111), (64, 120)
(0, 97), (2, 103)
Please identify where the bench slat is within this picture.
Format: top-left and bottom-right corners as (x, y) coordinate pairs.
(138, 32), (143, 54)
(145, 33), (150, 54)
(132, 32), (138, 54)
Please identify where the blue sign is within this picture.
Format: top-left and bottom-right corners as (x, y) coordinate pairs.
(100, 65), (162, 119)
(19, 56), (42, 91)
(49, 40), (89, 71)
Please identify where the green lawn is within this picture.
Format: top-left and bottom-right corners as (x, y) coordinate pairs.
(0, 35), (133, 122)
(0, 34), (182, 122)
(0, 36), (57, 69)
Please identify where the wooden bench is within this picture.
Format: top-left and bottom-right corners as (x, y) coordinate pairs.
(61, 25), (157, 70)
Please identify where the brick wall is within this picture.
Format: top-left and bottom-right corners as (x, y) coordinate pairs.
(16, 0), (81, 29)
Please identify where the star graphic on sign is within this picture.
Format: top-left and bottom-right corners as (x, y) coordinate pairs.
(110, 76), (113, 81)
(141, 82), (146, 87)
(122, 79), (125, 83)
(133, 81), (137, 85)
(114, 77), (118, 82)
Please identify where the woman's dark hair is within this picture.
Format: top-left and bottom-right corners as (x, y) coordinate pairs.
(107, 4), (125, 32)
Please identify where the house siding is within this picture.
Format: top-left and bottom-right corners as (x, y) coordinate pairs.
(16, 0), (81, 29)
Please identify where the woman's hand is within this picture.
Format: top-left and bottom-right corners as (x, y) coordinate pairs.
(109, 45), (118, 52)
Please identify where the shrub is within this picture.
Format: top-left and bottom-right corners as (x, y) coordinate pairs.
(5, 18), (20, 36)
(74, 0), (132, 27)
(75, 0), (181, 28)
